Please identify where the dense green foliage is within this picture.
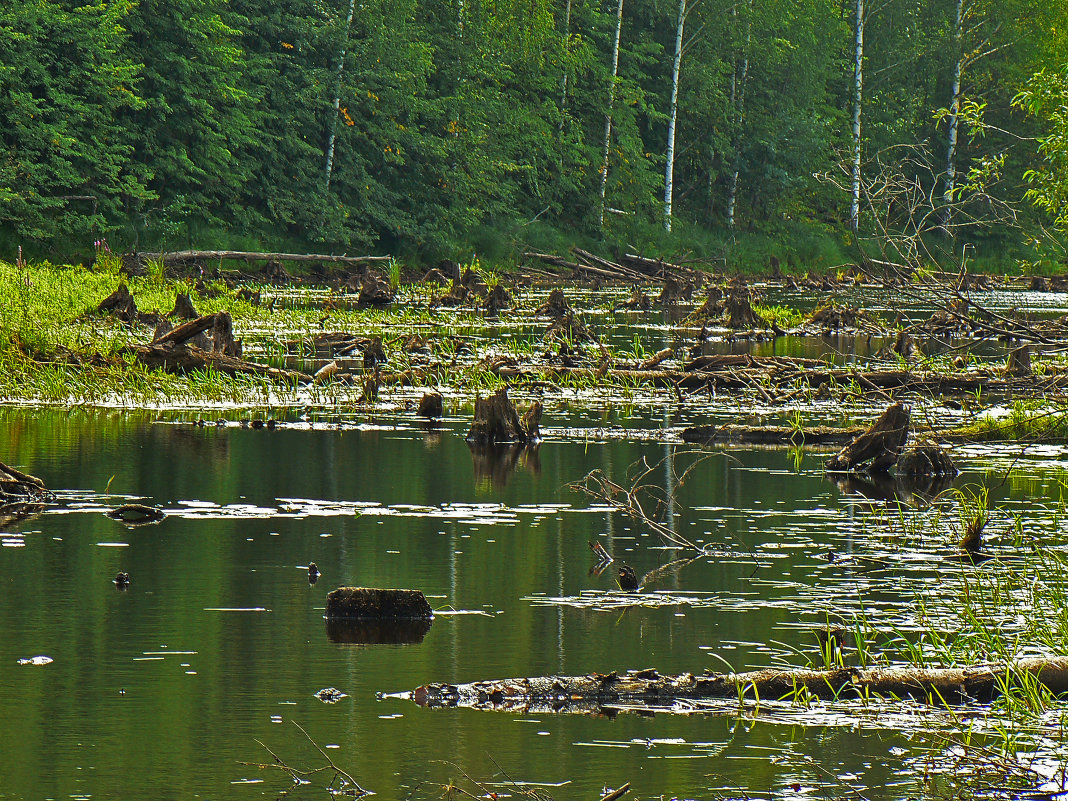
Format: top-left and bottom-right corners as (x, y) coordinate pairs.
(0, 0), (1065, 265)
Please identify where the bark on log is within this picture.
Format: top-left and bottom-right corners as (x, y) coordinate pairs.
(139, 250), (392, 266)
(153, 313), (219, 346)
(826, 402), (910, 473)
(411, 658), (1068, 712)
(131, 343), (308, 383)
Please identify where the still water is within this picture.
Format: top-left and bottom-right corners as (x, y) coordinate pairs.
(0, 408), (1065, 800)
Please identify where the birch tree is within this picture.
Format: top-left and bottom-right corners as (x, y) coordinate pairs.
(849, 0), (865, 234)
(662, 0), (689, 231)
(324, 0), (358, 190)
(597, 0), (625, 228)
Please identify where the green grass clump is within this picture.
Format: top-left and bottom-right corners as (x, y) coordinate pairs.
(951, 401), (1068, 442)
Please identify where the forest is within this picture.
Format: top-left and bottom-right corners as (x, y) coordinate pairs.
(2, 0), (1068, 269)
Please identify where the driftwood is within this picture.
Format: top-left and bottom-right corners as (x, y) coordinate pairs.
(826, 403), (911, 473)
(411, 658), (1068, 713)
(466, 388), (540, 445)
(139, 250), (391, 266)
(0, 460), (51, 504)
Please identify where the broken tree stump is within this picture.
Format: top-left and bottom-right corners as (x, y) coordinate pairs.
(466, 388), (541, 445)
(418, 392), (444, 419)
(357, 272), (394, 307)
(826, 402), (911, 473)
(97, 284), (138, 322)
(536, 288), (572, 319)
(169, 292), (198, 320)
(1005, 344), (1032, 377)
(725, 284), (767, 329)
(896, 443), (958, 477)
(212, 311), (241, 357)
(325, 587), (433, 619)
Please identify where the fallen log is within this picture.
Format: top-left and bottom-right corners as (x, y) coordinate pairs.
(131, 343), (308, 383)
(411, 658), (1068, 712)
(138, 250), (392, 266)
(682, 424), (868, 446)
(153, 313), (219, 346)
(0, 460), (52, 504)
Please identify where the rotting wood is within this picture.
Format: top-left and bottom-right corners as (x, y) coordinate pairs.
(106, 504), (165, 524)
(131, 343), (308, 383)
(1006, 344), (1032, 377)
(0, 460), (51, 504)
(467, 387), (541, 445)
(826, 402), (911, 473)
(325, 587), (433, 619)
(418, 392), (444, 419)
(169, 292), (198, 320)
(682, 424), (869, 446)
(153, 313), (219, 346)
(411, 657), (1068, 711)
(138, 250), (392, 266)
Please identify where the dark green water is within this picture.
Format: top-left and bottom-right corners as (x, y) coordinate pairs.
(0, 409), (1065, 800)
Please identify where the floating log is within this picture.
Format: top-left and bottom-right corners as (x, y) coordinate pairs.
(325, 587), (433, 619)
(826, 403), (911, 473)
(106, 504), (165, 524)
(138, 250), (392, 266)
(411, 658), (1068, 712)
(682, 424), (868, 446)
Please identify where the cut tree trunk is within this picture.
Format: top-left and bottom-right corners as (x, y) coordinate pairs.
(412, 658), (1068, 711)
(466, 388), (540, 445)
(826, 402), (910, 473)
(1006, 345), (1032, 377)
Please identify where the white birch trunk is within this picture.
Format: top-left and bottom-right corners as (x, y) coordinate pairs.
(849, 0), (865, 234)
(726, 0), (750, 230)
(942, 0), (963, 230)
(663, 0), (687, 231)
(598, 0), (625, 229)
(324, 0), (358, 191)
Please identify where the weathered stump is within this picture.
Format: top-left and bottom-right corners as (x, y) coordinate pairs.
(615, 289), (651, 311)
(170, 292), (198, 320)
(1006, 344), (1032, 377)
(826, 403), (911, 473)
(97, 284), (138, 322)
(896, 443), (958, 477)
(325, 587), (433, 619)
(358, 272), (394, 307)
(466, 387), (540, 445)
(891, 330), (922, 361)
(1030, 276), (1050, 292)
(536, 288), (572, 319)
(725, 286), (767, 329)
(212, 311), (241, 357)
(483, 284), (513, 315)
(418, 392), (444, 419)
(363, 336), (386, 369)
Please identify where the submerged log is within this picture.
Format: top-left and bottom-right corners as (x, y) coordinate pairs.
(411, 658), (1068, 712)
(106, 504), (166, 524)
(466, 388), (540, 445)
(325, 587), (433, 619)
(683, 424), (868, 446)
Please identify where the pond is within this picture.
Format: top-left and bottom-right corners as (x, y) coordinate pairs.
(1, 406), (1066, 800)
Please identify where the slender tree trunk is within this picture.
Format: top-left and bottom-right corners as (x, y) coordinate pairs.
(324, 0), (358, 191)
(663, 0), (687, 231)
(942, 0), (963, 232)
(598, 0), (625, 229)
(726, 0), (750, 230)
(558, 0), (573, 135)
(849, 0), (865, 234)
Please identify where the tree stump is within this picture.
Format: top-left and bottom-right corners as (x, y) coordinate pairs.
(466, 387), (540, 445)
(169, 292), (198, 320)
(725, 285), (767, 329)
(325, 587), (433, 619)
(212, 311), (241, 357)
(1006, 344), (1032, 377)
(536, 288), (572, 319)
(826, 403), (911, 473)
(357, 272), (394, 307)
(615, 288), (651, 311)
(891, 330), (922, 361)
(362, 336), (386, 369)
(418, 392), (444, 419)
(97, 284), (138, 322)
(483, 284), (513, 315)
(896, 443), (958, 476)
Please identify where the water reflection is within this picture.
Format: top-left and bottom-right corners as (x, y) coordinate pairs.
(325, 617), (433, 645)
(469, 443), (541, 488)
